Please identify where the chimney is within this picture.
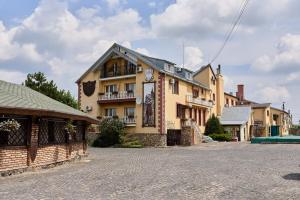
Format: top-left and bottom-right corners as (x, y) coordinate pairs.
(236, 84), (244, 101)
(217, 64), (221, 75)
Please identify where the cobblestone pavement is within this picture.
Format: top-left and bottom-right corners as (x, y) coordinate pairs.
(1, 143), (300, 200)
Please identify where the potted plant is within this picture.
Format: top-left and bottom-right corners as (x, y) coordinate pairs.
(65, 121), (76, 141)
(0, 119), (21, 145)
(0, 119), (21, 132)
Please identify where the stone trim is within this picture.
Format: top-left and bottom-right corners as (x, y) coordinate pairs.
(158, 73), (166, 134)
(127, 133), (167, 147)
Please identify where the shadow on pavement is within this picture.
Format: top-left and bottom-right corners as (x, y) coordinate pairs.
(282, 173), (300, 181)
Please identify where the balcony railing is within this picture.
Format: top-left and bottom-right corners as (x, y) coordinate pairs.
(100, 67), (136, 80)
(186, 95), (213, 108)
(102, 116), (136, 126)
(98, 91), (136, 103)
(123, 116), (136, 125)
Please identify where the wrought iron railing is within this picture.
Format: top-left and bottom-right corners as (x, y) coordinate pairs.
(98, 91), (135, 101)
(186, 95), (213, 107)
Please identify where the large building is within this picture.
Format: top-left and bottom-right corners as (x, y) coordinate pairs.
(77, 43), (292, 146)
(77, 43), (231, 146)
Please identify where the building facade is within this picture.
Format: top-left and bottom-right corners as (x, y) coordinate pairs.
(77, 44), (292, 146)
(77, 44), (229, 146)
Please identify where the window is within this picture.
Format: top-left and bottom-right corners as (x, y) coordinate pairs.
(201, 88), (204, 95)
(39, 119), (66, 145)
(231, 100), (234, 106)
(198, 109), (202, 126)
(125, 107), (135, 117)
(193, 89), (199, 98)
(0, 117), (28, 147)
(226, 98), (229, 105)
(105, 85), (117, 93)
(267, 110), (270, 117)
(125, 62), (136, 75)
(172, 80), (179, 94)
(176, 104), (183, 118)
(189, 108), (192, 118)
(125, 83), (135, 93)
(213, 93), (216, 101)
(105, 108), (116, 117)
(194, 109), (197, 120)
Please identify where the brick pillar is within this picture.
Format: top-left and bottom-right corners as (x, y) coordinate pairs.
(27, 120), (39, 166)
(158, 73), (165, 134)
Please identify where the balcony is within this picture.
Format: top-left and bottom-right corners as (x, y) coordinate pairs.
(100, 66), (136, 81)
(102, 116), (136, 126)
(186, 95), (213, 108)
(122, 116), (136, 126)
(98, 91), (136, 104)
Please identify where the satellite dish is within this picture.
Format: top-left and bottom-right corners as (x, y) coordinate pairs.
(136, 97), (142, 105)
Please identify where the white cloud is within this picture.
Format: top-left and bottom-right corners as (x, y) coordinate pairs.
(0, 70), (27, 84)
(77, 6), (100, 19)
(254, 85), (290, 104)
(136, 48), (150, 56)
(184, 46), (204, 70)
(0, 0), (148, 92)
(105, 0), (127, 10)
(252, 33), (300, 72)
(150, 0), (298, 40)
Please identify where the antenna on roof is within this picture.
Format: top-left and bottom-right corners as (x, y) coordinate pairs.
(182, 41), (185, 69)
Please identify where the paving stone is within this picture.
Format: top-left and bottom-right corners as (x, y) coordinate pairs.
(0, 143), (299, 200)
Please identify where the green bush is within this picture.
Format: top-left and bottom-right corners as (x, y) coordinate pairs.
(209, 133), (232, 142)
(92, 118), (125, 147)
(204, 114), (224, 135)
(119, 140), (144, 148)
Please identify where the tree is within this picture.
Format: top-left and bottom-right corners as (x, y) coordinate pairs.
(24, 72), (78, 109)
(204, 114), (224, 135)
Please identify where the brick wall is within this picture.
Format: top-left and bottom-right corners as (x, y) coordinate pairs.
(0, 120), (87, 174)
(0, 147), (28, 171)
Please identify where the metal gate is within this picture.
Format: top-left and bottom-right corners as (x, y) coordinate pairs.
(167, 130), (181, 146)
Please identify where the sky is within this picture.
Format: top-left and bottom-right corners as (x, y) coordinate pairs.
(0, 0), (299, 123)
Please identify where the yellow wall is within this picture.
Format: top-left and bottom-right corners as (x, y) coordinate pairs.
(79, 70), (100, 117)
(224, 93), (238, 107)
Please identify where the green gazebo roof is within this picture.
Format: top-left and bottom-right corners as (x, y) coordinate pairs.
(0, 80), (98, 123)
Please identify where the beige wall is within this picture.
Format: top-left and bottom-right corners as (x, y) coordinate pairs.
(79, 70), (100, 117)
(224, 94), (238, 107)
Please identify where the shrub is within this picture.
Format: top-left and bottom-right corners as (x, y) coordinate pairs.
(93, 118), (125, 147)
(209, 133), (232, 142)
(204, 114), (224, 135)
(119, 140), (144, 148)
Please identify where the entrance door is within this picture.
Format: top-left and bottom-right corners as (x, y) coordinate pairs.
(167, 130), (181, 146)
(271, 126), (280, 136)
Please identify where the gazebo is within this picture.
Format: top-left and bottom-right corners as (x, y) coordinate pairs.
(0, 80), (98, 176)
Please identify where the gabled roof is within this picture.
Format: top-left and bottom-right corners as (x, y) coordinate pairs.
(193, 64), (217, 79)
(224, 92), (238, 99)
(220, 106), (252, 125)
(76, 43), (210, 90)
(0, 80), (98, 123)
(251, 103), (271, 108)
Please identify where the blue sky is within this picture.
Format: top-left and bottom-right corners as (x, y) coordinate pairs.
(0, 0), (300, 123)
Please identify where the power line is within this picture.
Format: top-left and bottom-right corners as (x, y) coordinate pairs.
(210, 0), (250, 64)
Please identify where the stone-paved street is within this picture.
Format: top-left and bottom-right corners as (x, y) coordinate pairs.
(0, 143), (300, 200)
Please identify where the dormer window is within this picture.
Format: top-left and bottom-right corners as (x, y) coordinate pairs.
(185, 72), (192, 80)
(164, 63), (174, 73)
